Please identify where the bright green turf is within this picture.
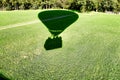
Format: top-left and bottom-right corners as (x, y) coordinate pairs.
(0, 10), (120, 80)
(0, 10), (41, 26)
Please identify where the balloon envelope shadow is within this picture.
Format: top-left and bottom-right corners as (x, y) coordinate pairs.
(38, 10), (78, 50)
(0, 73), (10, 80)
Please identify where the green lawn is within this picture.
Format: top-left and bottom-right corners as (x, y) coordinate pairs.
(0, 10), (120, 80)
(0, 10), (41, 26)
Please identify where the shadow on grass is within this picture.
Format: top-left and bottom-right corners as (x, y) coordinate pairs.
(44, 36), (62, 50)
(38, 10), (78, 50)
(0, 73), (10, 80)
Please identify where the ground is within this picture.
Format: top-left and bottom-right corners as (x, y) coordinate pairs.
(0, 10), (120, 80)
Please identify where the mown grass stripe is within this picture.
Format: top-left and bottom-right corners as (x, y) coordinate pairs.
(0, 20), (39, 30)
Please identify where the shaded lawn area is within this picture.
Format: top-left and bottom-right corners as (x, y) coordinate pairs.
(0, 10), (120, 80)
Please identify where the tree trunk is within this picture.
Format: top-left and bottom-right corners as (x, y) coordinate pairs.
(3, 3), (4, 10)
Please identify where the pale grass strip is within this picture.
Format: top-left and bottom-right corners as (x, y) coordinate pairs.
(0, 20), (40, 30)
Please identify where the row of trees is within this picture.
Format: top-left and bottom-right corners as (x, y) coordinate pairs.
(0, 0), (72, 10)
(0, 0), (120, 13)
(70, 0), (120, 13)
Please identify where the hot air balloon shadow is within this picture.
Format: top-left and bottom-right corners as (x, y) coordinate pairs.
(38, 10), (79, 50)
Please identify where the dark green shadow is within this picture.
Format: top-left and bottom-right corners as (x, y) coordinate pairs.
(0, 73), (10, 80)
(44, 36), (62, 50)
(38, 10), (79, 50)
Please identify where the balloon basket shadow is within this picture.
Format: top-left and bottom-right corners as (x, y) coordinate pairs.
(44, 36), (62, 50)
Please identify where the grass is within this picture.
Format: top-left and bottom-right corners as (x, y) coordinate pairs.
(0, 10), (41, 26)
(0, 10), (120, 80)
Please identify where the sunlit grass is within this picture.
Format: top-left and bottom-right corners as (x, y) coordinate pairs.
(0, 10), (41, 26)
(0, 10), (120, 80)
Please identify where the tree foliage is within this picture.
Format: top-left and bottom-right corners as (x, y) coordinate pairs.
(0, 0), (119, 13)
